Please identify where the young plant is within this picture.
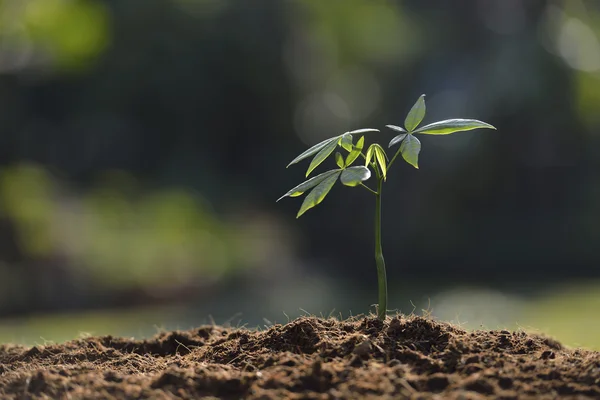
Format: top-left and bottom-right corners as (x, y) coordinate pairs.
(278, 95), (496, 320)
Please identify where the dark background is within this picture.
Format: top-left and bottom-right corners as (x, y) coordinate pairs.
(0, 0), (598, 347)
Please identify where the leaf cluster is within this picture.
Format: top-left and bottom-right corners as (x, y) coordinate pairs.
(278, 94), (496, 217)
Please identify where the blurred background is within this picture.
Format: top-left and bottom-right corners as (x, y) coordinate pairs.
(0, 0), (598, 349)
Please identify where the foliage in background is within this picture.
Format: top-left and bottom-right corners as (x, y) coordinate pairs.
(0, 0), (110, 70)
(0, 163), (280, 314)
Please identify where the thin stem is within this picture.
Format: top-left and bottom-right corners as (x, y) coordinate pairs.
(374, 174), (387, 321)
(360, 183), (378, 195)
(386, 146), (404, 171)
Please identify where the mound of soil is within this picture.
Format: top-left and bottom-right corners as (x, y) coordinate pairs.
(1, 315), (599, 399)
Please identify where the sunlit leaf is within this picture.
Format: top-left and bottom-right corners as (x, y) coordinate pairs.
(287, 129), (378, 168)
(347, 128), (379, 135)
(385, 125), (406, 133)
(277, 169), (341, 202)
(400, 134), (421, 169)
(286, 137), (337, 167)
(356, 136), (365, 150)
(365, 144), (375, 167)
(413, 119), (496, 135)
(388, 133), (407, 148)
(297, 172), (341, 217)
(306, 139), (339, 177)
(340, 134), (353, 152)
(404, 94), (426, 132)
(340, 166), (371, 187)
(374, 145), (388, 180)
(345, 136), (364, 166)
(335, 152), (345, 168)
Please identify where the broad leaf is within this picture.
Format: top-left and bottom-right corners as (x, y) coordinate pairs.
(414, 119), (496, 135)
(297, 171), (341, 217)
(386, 125), (406, 133)
(345, 136), (364, 166)
(400, 134), (421, 169)
(388, 133), (407, 148)
(277, 169), (341, 202)
(340, 166), (371, 187)
(340, 134), (353, 152)
(404, 94), (426, 132)
(286, 136), (336, 168)
(306, 139), (339, 177)
(374, 145), (388, 180)
(335, 152), (344, 168)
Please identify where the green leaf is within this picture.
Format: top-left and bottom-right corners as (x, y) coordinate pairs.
(374, 145), (388, 180)
(286, 129), (378, 168)
(347, 128), (379, 135)
(340, 134), (353, 152)
(400, 134), (421, 169)
(413, 119), (496, 135)
(286, 136), (337, 167)
(345, 136), (364, 166)
(277, 169), (341, 202)
(340, 166), (371, 187)
(404, 94), (426, 132)
(335, 152), (344, 168)
(365, 144), (375, 167)
(388, 133), (407, 148)
(297, 171), (341, 217)
(355, 136), (365, 150)
(386, 125), (406, 133)
(305, 138), (339, 177)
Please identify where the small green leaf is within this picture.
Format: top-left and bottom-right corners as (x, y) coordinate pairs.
(414, 119), (496, 135)
(364, 143), (387, 179)
(340, 134), (353, 151)
(345, 136), (364, 166)
(335, 152), (345, 168)
(286, 137), (337, 167)
(306, 139), (339, 177)
(404, 94), (426, 132)
(374, 145), (388, 180)
(340, 166), (371, 187)
(400, 134), (421, 169)
(385, 125), (406, 133)
(277, 169), (341, 202)
(355, 136), (365, 150)
(388, 133), (407, 148)
(297, 171), (341, 217)
(365, 144), (375, 167)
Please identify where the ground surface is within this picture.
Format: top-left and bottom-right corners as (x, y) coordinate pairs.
(0, 315), (598, 399)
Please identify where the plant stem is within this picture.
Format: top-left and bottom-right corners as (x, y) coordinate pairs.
(360, 183), (378, 195)
(374, 175), (387, 320)
(386, 146), (403, 171)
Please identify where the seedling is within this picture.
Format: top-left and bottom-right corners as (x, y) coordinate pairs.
(278, 94), (496, 320)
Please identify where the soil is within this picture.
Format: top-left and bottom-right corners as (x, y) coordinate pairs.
(0, 315), (599, 399)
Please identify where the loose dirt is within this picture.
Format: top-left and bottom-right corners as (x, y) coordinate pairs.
(0, 315), (598, 399)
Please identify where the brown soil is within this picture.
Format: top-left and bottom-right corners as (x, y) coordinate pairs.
(0, 315), (599, 399)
